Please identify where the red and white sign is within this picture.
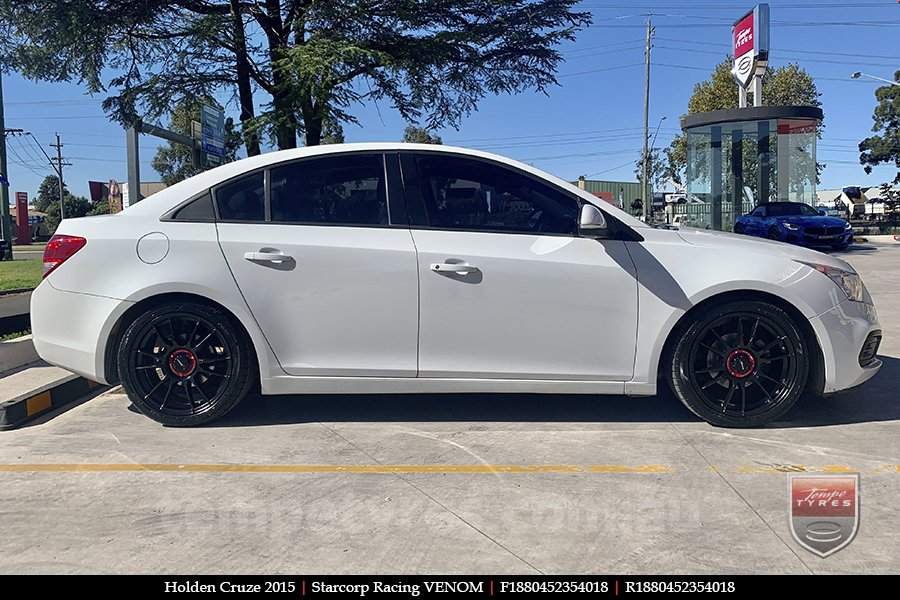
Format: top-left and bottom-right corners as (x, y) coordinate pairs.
(732, 4), (769, 89)
(15, 191), (30, 245)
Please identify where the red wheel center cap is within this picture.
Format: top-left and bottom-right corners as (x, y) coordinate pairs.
(168, 349), (197, 378)
(726, 349), (756, 378)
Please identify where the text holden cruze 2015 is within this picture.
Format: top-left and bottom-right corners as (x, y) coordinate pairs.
(30, 143), (882, 428)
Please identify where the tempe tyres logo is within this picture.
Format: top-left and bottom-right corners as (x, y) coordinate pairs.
(788, 474), (859, 557)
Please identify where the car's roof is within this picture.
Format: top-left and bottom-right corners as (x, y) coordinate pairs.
(119, 143), (648, 229)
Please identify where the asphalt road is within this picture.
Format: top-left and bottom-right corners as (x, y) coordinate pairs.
(0, 291), (30, 319)
(0, 244), (897, 575)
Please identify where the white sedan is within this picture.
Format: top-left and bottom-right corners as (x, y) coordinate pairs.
(31, 143), (882, 427)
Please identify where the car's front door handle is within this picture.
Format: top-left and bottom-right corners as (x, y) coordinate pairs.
(244, 251), (294, 264)
(430, 262), (478, 274)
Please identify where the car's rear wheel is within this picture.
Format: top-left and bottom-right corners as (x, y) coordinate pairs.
(767, 227), (781, 241)
(733, 223), (745, 234)
(667, 299), (809, 427)
(118, 302), (255, 426)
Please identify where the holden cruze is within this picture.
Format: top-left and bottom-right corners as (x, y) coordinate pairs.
(31, 143), (882, 427)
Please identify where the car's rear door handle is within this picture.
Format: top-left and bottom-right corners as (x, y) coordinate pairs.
(430, 262), (478, 274)
(244, 251), (294, 263)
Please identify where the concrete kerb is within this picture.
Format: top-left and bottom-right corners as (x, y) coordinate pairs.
(0, 288), (35, 297)
(0, 374), (108, 430)
(0, 335), (108, 430)
(0, 335), (39, 373)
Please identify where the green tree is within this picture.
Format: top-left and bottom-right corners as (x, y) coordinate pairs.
(1, 1), (589, 151)
(666, 58), (823, 198)
(402, 125), (442, 145)
(634, 147), (665, 196)
(33, 175), (68, 213)
(320, 117), (345, 145)
(44, 194), (92, 234)
(151, 97), (241, 186)
(859, 70), (900, 184)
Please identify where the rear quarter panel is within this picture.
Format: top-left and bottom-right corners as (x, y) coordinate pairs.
(45, 213), (282, 382)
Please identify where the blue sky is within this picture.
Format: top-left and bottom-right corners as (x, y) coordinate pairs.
(2, 0), (898, 204)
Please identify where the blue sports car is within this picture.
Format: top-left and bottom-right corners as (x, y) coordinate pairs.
(734, 202), (853, 250)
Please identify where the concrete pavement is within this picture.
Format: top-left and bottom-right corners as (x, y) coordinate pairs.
(0, 244), (897, 574)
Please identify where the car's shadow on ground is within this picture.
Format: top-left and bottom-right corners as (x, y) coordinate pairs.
(827, 243), (880, 255)
(210, 356), (900, 429)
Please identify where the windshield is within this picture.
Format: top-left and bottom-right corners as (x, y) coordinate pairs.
(766, 203), (820, 217)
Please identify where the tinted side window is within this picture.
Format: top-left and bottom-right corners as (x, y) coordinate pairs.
(415, 155), (578, 234)
(172, 193), (215, 221)
(216, 172), (264, 221)
(751, 207), (766, 217)
(270, 154), (387, 225)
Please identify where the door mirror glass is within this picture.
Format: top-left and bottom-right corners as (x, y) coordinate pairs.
(579, 204), (608, 236)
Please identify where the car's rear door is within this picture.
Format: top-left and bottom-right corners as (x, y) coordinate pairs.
(402, 151), (638, 381)
(215, 152), (419, 377)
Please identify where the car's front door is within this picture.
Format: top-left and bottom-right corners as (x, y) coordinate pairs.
(216, 152), (419, 377)
(403, 152), (639, 381)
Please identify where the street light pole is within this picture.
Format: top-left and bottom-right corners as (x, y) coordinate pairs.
(0, 72), (12, 259)
(850, 72), (900, 87)
(641, 14), (653, 222)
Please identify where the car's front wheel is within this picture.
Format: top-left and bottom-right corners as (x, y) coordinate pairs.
(767, 227), (781, 241)
(667, 299), (809, 427)
(118, 302), (255, 426)
(733, 223), (745, 234)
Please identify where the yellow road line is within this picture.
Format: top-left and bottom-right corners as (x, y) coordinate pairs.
(0, 463), (671, 474)
(0, 464), (897, 474)
(736, 464), (900, 474)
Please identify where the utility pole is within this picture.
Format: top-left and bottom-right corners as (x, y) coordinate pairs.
(641, 14), (653, 223)
(0, 72), (12, 259)
(50, 134), (66, 219)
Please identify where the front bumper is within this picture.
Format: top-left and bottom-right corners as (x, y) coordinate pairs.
(809, 299), (882, 393)
(784, 229), (852, 246)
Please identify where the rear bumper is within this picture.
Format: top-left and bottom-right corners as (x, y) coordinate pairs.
(30, 281), (132, 383)
(810, 299), (882, 393)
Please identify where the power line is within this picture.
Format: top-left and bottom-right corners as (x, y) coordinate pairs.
(654, 44), (899, 68)
(558, 62), (644, 78)
(654, 36), (900, 60)
(581, 2), (895, 8)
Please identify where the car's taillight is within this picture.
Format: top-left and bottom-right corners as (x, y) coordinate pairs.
(43, 234), (87, 279)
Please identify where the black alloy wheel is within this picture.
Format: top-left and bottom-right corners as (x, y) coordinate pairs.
(767, 227), (781, 241)
(118, 302), (255, 426)
(733, 223), (745, 234)
(667, 300), (809, 427)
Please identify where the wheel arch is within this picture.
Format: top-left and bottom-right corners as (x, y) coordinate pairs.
(657, 289), (825, 395)
(103, 292), (263, 386)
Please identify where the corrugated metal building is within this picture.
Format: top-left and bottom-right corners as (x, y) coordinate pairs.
(572, 177), (643, 210)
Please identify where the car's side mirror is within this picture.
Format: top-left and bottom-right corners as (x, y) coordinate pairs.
(817, 208), (827, 216)
(579, 204), (609, 237)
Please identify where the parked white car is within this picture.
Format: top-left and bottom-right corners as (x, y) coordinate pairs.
(31, 143), (882, 427)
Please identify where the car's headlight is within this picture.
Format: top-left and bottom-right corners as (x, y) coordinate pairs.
(845, 221), (852, 230)
(783, 223), (800, 231)
(797, 261), (863, 302)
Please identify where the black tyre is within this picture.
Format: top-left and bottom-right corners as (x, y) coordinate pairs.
(667, 299), (809, 427)
(733, 223), (745, 235)
(832, 242), (850, 250)
(767, 227), (781, 241)
(118, 302), (255, 426)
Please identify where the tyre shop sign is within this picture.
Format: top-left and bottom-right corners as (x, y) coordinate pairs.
(732, 3), (769, 88)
